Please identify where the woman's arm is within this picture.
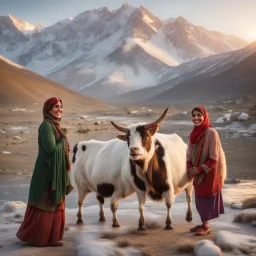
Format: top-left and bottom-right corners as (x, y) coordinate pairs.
(197, 129), (220, 174)
(39, 122), (57, 155)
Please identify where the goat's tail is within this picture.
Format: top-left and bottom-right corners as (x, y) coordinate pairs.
(71, 142), (83, 188)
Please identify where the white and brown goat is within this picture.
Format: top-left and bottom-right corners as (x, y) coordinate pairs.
(72, 108), (193, 230)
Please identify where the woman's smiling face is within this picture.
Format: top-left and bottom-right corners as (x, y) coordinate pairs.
(49, 100), (63, 119)
(192, 110), (204, 127)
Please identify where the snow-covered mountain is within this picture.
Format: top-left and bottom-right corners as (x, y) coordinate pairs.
(0, 3), (248, 99)
(107, 41), (256, 105)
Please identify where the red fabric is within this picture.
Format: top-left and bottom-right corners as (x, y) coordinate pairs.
(16, 198), (65, 246)
(189, 106), (212, 144)
(43, 97), (62, 113)
(186, 161), (193, 170)
(197, 158), (217, 174)
(194, 165), (222, 197)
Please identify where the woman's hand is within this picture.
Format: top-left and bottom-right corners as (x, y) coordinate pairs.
(187, 167), (199, 179)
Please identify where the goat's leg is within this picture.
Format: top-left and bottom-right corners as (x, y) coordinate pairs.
(96, 194), (106, 222)
(76, 187), (89, 224)
(136, 191), (146, 231)
(110, 197), (120, 228)
(185, 184), (193, 222)
(164, 186), (174, 230)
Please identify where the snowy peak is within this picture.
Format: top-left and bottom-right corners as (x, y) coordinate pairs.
(8, 14), (42, 32)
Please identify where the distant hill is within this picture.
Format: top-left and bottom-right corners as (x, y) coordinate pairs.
(149, 52), (256, 105)
(107, 42), (256, 106)
(0, 56), (108, 110)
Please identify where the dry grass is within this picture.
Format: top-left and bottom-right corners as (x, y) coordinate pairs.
(126, 228), (148, 236)
(116, 239), (133, 248)
(242, 196), (256, 209)
(233, 211), (256, 223)
(145, 220), (162, 229)
(175, 242), (195, 253)
(100, 232), (119, 240)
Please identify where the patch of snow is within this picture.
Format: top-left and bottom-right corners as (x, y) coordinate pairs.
(215, 230), (256, 255)
(194, 240), (221, 256)
(2, 151), (11, 155)
(238, 112), (249, 121)
(11, 108), (26, 112)
(215, 113), (231, 123)
(231, 203), (243, 209)
(2, 201), (26, 213)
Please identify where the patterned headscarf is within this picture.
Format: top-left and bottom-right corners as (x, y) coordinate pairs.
(43, 97), (71, 170)
(189, 106), (212, 144)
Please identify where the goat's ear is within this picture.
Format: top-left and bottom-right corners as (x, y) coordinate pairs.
(117, 135), (127, 141)
(149, 124), (159, 136)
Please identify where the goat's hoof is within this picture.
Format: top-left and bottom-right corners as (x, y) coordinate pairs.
(186, 216), (192, 222)
(99, 216), (106, 222)
(164, 225), (173, 230)
(76, 219), (83, 224)
(112, 223), (120, 228)
(138, 226), (146, 231)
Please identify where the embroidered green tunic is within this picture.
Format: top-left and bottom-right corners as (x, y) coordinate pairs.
(28, 121), (71, 212)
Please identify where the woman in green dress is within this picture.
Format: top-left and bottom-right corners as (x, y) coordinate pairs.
(16, 97), (72, 246)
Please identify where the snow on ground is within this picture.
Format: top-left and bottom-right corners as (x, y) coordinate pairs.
(215, 230), (256, 255)
(194, 240), (221, 256)
(0, 180), (255, 255)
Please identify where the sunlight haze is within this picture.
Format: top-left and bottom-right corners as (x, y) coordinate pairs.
(1, 0), (255, 42)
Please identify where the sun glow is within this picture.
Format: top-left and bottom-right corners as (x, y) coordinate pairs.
(248, 29), (256, 41)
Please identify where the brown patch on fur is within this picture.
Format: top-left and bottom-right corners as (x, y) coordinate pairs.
(130, 160), (146, 191)
(136, 126), (152, 152)
(145, 140), (169, 200)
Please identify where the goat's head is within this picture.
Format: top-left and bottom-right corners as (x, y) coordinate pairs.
(111, 108), (168, 161)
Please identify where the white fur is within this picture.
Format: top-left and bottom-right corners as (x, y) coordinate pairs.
(72, 124), (193, 229)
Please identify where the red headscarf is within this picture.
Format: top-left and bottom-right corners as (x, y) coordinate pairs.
(189, 106), (212, 144)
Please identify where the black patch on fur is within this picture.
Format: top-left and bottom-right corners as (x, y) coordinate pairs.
(145, 140), (169, 201)
(148, 191), (163, 201)
(97, 183), (114, 197)
(82, 145), (86, 151)
(127, 130), (130, 147)
(133, 159), (144, 169)
(130, 160), (146, 191)
(72, 143), (78, 163)
(97, 195), (104, 205)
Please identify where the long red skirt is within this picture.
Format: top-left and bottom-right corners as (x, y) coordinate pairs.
(16, 198), (65, 246)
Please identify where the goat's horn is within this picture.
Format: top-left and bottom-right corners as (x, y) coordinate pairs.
(111, 121), (129, 133)
(144, 108), (169, 128)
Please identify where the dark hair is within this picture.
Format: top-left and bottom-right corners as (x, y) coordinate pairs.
(192, 107), (203, 115)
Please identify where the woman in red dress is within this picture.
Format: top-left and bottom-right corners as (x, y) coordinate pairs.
(186, 106), (226, 236)
(16, 97), (72, 246)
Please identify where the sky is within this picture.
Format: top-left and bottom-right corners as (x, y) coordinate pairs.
(1, 0), (256, 42)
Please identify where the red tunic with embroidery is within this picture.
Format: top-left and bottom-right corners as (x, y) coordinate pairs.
(186, 127), (224, 197)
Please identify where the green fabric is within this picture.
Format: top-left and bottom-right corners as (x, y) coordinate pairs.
(43, 99), (71, 172)
(28, 121), (72, 212)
